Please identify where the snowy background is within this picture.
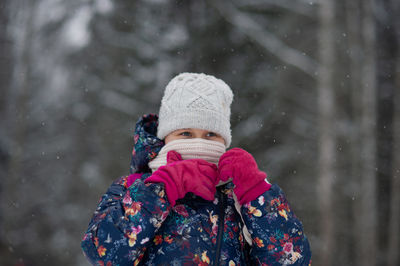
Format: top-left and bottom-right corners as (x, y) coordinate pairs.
(0, 0), (399, 265)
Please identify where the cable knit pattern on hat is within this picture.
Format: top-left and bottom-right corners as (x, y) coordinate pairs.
(157, 73), (233, 147)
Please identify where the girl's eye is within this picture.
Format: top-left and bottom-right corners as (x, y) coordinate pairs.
(180, 131), (191, 137)
(207, 132), (217, 137)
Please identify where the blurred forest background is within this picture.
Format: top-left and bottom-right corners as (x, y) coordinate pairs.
(0, 0), (399, 265)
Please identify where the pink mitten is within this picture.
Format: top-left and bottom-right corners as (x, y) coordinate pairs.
(218, 148), (271, 205)
(145, 150), (218, 206)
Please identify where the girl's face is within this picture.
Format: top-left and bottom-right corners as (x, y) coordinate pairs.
(165, 128), (225, 145)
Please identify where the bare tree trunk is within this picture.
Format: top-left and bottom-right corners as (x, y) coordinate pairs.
(1, 0), (36, 262)
(4, 0), (36, 184)
(0, 0), (12, 257)
(374, 0), (399, 263)
(387, 12), (400, 262)
(387, 68), (400, 266)
(316, 0), (336, 265)
(345, 1), (362, 264)
(356, 0), (378, 265)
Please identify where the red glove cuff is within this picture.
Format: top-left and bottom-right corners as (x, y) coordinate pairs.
(125, 173), (143, 188)
(145, 169), (181, 206)
(236, 179), (271, 205)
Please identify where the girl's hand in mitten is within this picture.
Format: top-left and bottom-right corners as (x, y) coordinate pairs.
(218, 148), (271, 205)
(145, 150), (218, 206)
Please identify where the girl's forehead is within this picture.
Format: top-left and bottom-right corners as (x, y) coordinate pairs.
(174, 128), (202, 132)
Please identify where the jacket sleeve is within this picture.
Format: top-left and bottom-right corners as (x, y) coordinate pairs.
(240, 184), (312, 265)
(81, 173), (171, 265)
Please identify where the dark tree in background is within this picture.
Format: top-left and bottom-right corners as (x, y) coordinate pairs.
(0, 0), (399, 265)
(0, 0), (11, 256)
(316, 0), (335, 264)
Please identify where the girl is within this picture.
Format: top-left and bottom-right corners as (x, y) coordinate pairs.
(81, 73), (311, 265)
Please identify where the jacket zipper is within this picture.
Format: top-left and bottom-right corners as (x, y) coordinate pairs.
(214, 191), (226, 265)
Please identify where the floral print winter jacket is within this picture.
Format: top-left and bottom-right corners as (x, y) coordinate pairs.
(81, 114), (312, 265)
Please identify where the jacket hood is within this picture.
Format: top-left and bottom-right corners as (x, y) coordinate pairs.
(129, 114), (164, 174)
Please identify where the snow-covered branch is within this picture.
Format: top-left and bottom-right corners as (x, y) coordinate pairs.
(210, 0), (318, 78)
(236, 0), (316, 18)
(99, 89), (145, 115)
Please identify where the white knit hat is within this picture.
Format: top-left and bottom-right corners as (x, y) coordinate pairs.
(157, 72), (233, 147)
